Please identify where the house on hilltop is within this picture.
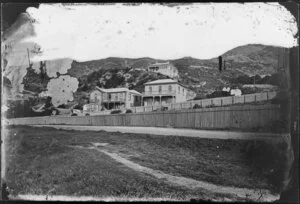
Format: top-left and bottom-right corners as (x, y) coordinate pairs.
(147, 62), (179, 78)
(142, 79), (196, 106)
(86, 87), (142, 112)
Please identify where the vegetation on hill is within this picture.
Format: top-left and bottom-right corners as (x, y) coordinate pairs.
(77, 67), (170, 94)
(21, 44), (284, 104)
(22, 65), (50, 93)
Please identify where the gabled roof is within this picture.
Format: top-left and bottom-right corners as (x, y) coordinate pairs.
(96, 87), (128, 93)
(95, 87), (141, 95)
(144, 79), (178, 85)
(144, 79), (192, 90)
(129, 90), (142, 95)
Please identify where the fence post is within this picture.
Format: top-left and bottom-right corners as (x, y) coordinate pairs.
(254, 95), (257, 103)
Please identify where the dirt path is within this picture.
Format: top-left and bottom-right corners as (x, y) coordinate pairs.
(31, 125), (284, 140)
(70, 143), (279, 202)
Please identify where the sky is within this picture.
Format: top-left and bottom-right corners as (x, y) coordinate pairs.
(2, 3), (298, 107)
(23, 3), (298, 62)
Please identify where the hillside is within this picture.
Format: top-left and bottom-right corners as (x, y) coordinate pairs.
(66, 44), (283, 97)
(20, 44), (284, 102)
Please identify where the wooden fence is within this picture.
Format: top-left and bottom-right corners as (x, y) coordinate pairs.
(8, 103), (280, 131)
(131, 91), (277, 113)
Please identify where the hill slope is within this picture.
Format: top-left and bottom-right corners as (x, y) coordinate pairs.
(66, 44), (283, 96)
(21, 44), (284, 102)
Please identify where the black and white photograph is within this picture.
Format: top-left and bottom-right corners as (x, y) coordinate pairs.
(1, 2), (299, 202)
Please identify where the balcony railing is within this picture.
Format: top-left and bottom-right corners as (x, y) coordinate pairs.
(142, 90), (176, 96)
(102, 98), (126, 102)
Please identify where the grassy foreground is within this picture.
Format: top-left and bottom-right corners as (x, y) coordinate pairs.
(4, 125), (286, 200)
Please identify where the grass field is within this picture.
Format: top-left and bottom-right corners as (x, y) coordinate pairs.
(4, 125), (286, 201)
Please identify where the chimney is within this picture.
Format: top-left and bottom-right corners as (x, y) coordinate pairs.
(218, 56), (222, 72)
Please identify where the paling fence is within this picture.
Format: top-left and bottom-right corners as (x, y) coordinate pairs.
(131, 91), (277, 113)
(8, 103), (280, 131)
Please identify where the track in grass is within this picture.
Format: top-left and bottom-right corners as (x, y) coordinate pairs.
(69, 143), (279, 202)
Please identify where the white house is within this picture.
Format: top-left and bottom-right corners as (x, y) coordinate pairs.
(147, 62), (179, 78)
(86, 87), (142, 112)
(142, 79), (196, 106)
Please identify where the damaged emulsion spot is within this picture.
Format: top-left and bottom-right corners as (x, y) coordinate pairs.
(45, 75), (79, 107)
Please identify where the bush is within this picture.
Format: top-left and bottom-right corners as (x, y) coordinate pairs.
(125, 109), (132, 114)
(206, 91), (231, 99)
(110, 109), (122, 114)
(193, 104), (201, 109)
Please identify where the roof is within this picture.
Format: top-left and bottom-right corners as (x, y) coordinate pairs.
(144, 79), (192, 90)
(96, 87), (128, 93)
(144, 79), (178, 85)
(95, 87), (141, 95)
(129, 90), (142, 95)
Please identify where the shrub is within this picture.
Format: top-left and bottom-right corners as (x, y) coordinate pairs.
(125, 109), (132, 114)
(193, 104), (201, 109)
(111, 109), (122, 114)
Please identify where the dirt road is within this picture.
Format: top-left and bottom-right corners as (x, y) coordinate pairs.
(31, 125), (284, 140)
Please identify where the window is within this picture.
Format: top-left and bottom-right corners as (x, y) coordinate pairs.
(178, 86), (180, 93)
(108, 94), (111, 100)
(159, 85), (162, 93)
(129, 93), (131, 100)
(115, 94), (118, 100)
(168, 85), (172, 91)
(149, 86), (152, 93)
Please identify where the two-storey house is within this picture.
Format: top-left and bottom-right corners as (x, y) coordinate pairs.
(86, 87), (142, 112)
(147, 62), (179, 78)
(142, 79), (196, 106)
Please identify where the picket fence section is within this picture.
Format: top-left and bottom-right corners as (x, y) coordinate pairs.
(8, 103), (280, 131)
(131, 91), (277, 113)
